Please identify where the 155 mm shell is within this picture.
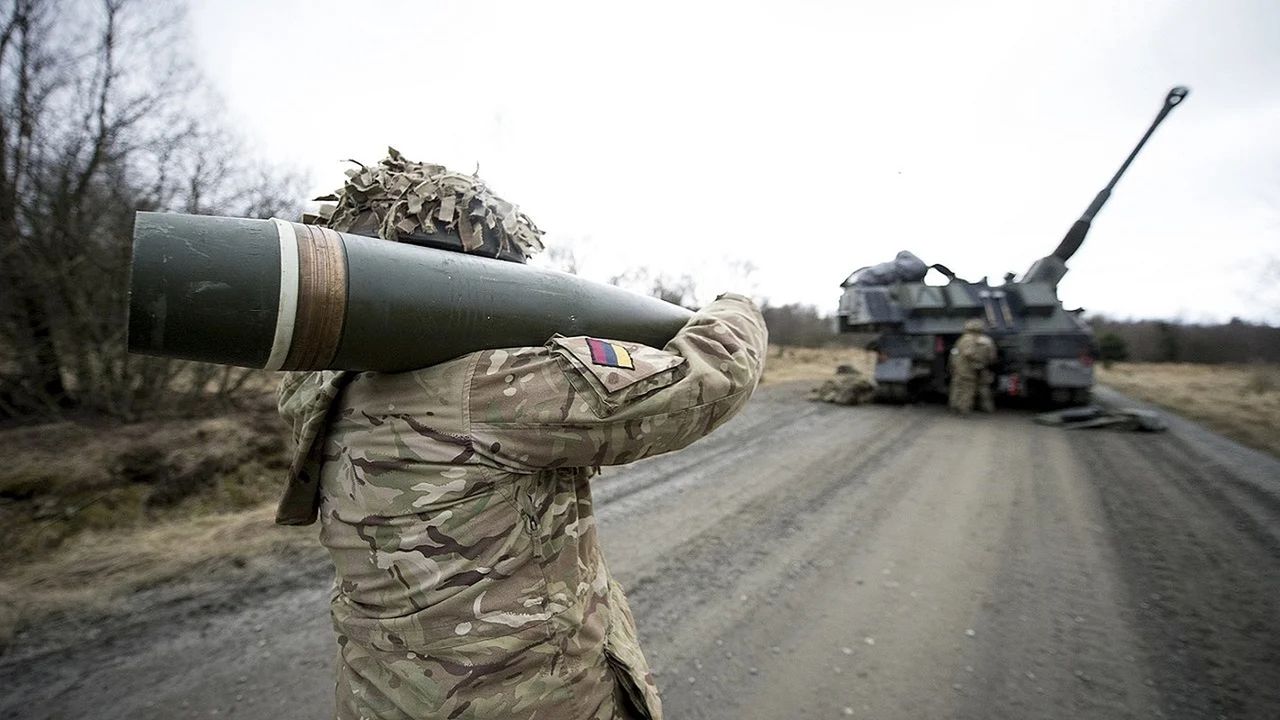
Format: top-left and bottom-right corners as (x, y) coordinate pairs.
(127, 212), (693, 373)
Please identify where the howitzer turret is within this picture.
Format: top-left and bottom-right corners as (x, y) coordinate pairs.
(837, 86), (1190, 405)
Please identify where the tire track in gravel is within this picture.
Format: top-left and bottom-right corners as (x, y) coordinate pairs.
(1132, 430), (1280, 555)
(958, 422), (1158, 720)
(609, 404), (926, 632)
(601, 398), (933, 719)
(1074, 429), (1280, 720)
(627, 405), (1170, 720)
(591, 395), (826, 509)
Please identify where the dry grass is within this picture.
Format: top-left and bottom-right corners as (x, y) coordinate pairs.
(0, 402), (291, 567)
(1098, 362), (1280, 457)
(0, 504), (319, 647)
(763, 350), (1280, 458)
(762, 345), (876, 385)
(0, 390), (305, 646)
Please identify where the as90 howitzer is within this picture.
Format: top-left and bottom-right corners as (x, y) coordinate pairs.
(836, 86), (1190, 406)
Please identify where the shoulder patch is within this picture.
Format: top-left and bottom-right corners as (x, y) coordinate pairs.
(548, 336), (687, 413)
(585, 338), (635, 370)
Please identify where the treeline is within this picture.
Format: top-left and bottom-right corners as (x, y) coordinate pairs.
(0, 0), (299, 420)
(754, 301), (1280, 365)
(759, 303), (839, 347)
(1090, 317), (1280, 364)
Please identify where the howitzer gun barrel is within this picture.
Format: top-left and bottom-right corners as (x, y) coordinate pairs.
(127, 212), (693, 372)
(1052, 86), (1189, 262)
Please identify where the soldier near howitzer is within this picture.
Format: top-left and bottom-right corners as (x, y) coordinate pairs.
(811, 364), (877, 406)
(948, 319), (997, 414)
(277, 151), (768, 720)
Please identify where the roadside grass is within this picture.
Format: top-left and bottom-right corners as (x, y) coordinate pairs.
(0, 506), (321, 649)
(1097, 362), (1280, 457)
(765, 350), (1280, 458)
(762, 345), (875, 385)
(0, 396), (290, 566)
(0, 392), (304, 647)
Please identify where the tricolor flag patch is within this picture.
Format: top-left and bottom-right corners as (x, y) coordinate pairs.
(585, 338), (635, 370)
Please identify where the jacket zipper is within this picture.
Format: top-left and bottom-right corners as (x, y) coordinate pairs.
(525, 490), (544, 559)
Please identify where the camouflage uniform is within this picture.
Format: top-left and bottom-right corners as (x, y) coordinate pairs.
(812, 365), (877, 406)
(948, 319), (997, 414)
(278, 293), (767, 719)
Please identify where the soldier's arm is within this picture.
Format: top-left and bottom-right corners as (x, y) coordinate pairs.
(466, 293), (767, 471)
(980, 337), (998, 365)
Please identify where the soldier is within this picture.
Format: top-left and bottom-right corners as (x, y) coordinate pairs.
(948, 319), (997, 414)
(812, 364), (877, 406)
(277, 151), (768, 720)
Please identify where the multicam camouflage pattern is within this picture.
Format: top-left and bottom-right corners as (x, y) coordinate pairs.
(302, 147), (545, 261)
(278, 294), (767, 719)
(811, 365), (877, 406)
(948, 324), (997, 414)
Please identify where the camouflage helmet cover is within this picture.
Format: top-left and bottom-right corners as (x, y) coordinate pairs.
(963, 319), (986, 333)
(303, 147), (545, 264)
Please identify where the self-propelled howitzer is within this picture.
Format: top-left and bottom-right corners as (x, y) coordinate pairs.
(836, 86), (1189, 405)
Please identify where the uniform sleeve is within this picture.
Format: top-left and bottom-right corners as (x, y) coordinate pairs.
(466, 293), (767, 471)
(977, 336), (997, 365)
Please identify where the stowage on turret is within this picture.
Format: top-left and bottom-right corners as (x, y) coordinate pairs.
(837, 86), (1189, 406)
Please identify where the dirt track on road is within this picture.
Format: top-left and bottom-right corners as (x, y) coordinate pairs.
(3, 383), (1279, 719)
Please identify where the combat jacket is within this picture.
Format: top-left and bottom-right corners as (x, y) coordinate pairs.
(278, 294), (767, 720)
(950, 332), (996, 375)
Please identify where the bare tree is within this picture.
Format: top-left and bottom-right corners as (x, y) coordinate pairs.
(759, 303), (836, 347)
(608, 267), (699, 308)
(543, 245), (580, 275)
(0, 0), (303, 420)
(1089, 315), (1280, 363)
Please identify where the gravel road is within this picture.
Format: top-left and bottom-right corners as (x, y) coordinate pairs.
(3, 382), (1279, 719)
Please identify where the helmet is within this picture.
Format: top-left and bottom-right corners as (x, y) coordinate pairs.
(303, 147), (544, 264)
(963, 319), (986, 333)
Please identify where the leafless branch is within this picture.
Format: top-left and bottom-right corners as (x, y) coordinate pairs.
(0, 0), (307, 421)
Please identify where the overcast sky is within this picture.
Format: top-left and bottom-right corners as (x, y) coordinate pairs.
(189, 0), (1279, 323)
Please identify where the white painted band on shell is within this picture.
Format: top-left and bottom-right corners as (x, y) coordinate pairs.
(264, 218), (299, 371)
